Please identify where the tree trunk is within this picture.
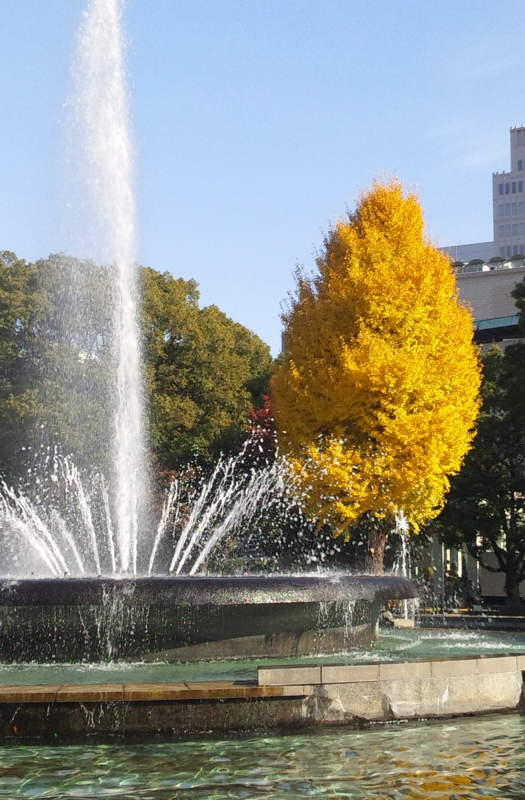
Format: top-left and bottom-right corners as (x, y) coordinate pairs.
(365, 524), (389, 574)
(505, 569), (524, 615)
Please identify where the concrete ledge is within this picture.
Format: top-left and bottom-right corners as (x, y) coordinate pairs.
(379, 661), (432, 680)
(477, 655), (517, 674)
(283, 685), (315, 697)
(381, 673), (522, 720)
(258, 665), (321, 686)
(123, 682), (189, 701)
(256, 654), (525, 725)
(57, 684), (124, 703)
(322, 664), (379, 683)
(431, 658), (478, 677)
(261, 654), (525, 686)
(292, 672), (523, 724)
(0, 653), (524, 740)
(0, 685), (61, 703)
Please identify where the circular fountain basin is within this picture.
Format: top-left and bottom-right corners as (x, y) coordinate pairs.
(0, 574), (415, 663)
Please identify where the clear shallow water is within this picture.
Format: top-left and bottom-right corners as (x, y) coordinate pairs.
(1, 628), (525, 685)
(1, 714), (525, 798)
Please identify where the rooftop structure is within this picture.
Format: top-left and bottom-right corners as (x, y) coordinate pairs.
(453, 256), (525, 350)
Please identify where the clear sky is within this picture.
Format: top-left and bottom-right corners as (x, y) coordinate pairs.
(2, 1), (524, 354)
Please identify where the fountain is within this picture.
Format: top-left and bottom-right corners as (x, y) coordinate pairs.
(0, 449), (414, 662)
(2, 4), (525, 764)
(0, 0), (416, 670)
(68, 0), (147, 575)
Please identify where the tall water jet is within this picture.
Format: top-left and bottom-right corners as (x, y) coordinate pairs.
(71, 0), (146, 574)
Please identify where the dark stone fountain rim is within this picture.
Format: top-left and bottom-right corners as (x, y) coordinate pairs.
(0, 575), (416, 607)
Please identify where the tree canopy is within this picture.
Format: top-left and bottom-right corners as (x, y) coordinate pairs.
(435, 342), (525, 610)
(0, 252), (272, 482)
(0, 252), (41, 479)
(271, 180), (481, 568)
(141, 267), (272, 468)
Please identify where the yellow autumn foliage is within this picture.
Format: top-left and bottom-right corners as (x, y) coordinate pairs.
(271, 179), (481, 536)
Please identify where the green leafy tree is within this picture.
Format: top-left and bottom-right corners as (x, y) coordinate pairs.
(435, 344), (525, 611)
(30, 254), (114, 471)
(140, 267), (272, 469)
(0, 252), (41, 481)
(0, 253), (272, 482)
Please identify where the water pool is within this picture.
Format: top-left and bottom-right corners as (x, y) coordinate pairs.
(1, 627), (525, 685)
(0, 713), (524, 798)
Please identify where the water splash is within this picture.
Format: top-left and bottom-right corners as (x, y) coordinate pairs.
(149, 444), (285, 576)
(394, 511), (409, 579)
(393, 511), (419, 621)
(151, 453), (283, 576)
(0, 453), (108, 577)
(71, 0), (146, 574)
(0, 447), (286, 578)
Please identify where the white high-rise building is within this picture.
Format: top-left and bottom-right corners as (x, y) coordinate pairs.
(493, 126), (525, 259)
(442, 125), (525, 263)
(440, 125), (525, 350)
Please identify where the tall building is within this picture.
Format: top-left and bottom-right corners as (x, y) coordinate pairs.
(436, 127), (525, 601)
(493, 126), (525, 258)
(441, 125), (525, 351)
(442, 125), (525, 263)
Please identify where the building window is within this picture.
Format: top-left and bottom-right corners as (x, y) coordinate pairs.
(506, 203), (511, 215)
(499, 183), (504, 194)
(499, 225), (505, 236)
(521, 244), (525, 254)
(513, 224), (518, 235)
(518, 130), (523, 146)
(507, 246), (512, 257)
(520, 181), (524, 193)
(520, 223), (525, 235)
(519, 160), (523, 171)
(512, 203), (517, 214)
(519, 202), (524, 214)
(506, 225), (512, 236)
(499, 204), (505, 216)
(512, 182), (517, 193)
(506, 182), (510, 194)
(501, 247), (506, 256)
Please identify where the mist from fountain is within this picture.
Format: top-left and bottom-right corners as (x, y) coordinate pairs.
(393, 510), (419, 621)
(0, 445), (287, 579)
(70, 0), (146, 575)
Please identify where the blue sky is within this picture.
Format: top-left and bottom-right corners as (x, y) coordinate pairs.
(2, 1), (525, 354)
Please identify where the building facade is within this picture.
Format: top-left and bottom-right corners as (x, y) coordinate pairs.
(442, 125), (525, 263)
(434, 128), (525, 601)
(439, 125), (525, 349)
(493, 126), (525, 258)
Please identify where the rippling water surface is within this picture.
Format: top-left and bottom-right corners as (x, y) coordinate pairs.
(1, 714), (525, 798)
(1, 628), (524, 685)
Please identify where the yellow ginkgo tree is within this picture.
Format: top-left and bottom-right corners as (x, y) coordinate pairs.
(271, 179), (481, 572)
